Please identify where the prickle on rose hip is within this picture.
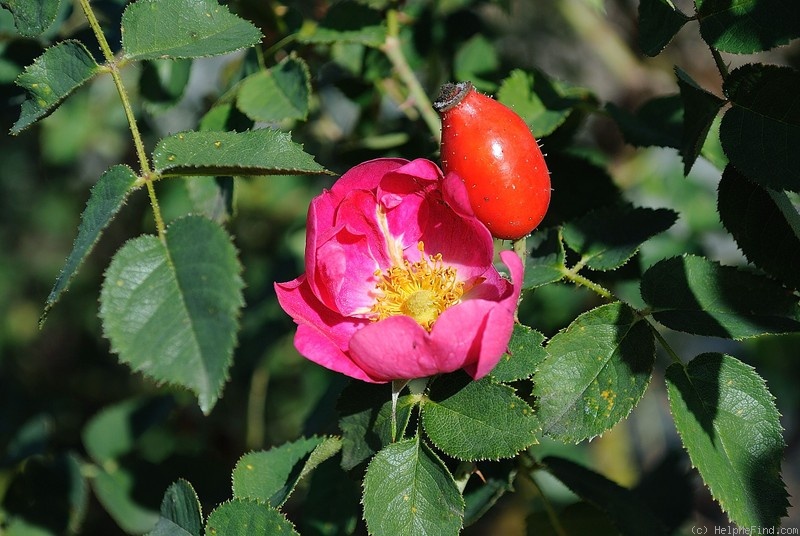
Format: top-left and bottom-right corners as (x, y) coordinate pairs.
(434, 81), (551, 240)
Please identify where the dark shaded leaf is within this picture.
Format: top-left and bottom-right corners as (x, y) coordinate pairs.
(696, 0), (800, 54)
(720, 64), (800, 192)
(718, 165), (800, 289)
(641, 255), (800, 339)
(676, 67), (725, 174)
(638, 0), (691, 56)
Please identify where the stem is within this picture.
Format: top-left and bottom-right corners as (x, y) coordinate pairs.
(648, 319), (684, 366)
(78, 0), (165, 237)
(525, 470), (568, 536)
(381, 9), (441, 140)
(562, 268), (614, 300)
(511, 237), (527, 321)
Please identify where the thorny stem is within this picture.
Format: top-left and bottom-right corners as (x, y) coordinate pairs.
(78, 0), (166, 238)
(381, 9), (441, 141)
(562, 265), (614, 301)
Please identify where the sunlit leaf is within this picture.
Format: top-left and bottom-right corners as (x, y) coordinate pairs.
(11, 40), (100, 134)
(362, 437), (463, 536)
(204, 500), (299, 535)
(152, 129), (328, 177)
(666, 353), (788, 527)
(42, 165), (138, 324)
(421, 374), (539, 461)
(232, 436), (341, 508)
(533, 302), (655, 442)
(490, 324), (548, 382)
(122, 0), (262, 60)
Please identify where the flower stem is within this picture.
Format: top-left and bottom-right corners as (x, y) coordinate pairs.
(524, 469), (568, 536)
(381, 9), (441, 141)
(78, 0), (165, 238)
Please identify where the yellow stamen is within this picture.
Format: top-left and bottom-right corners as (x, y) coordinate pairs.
(371, 243), (463, 330)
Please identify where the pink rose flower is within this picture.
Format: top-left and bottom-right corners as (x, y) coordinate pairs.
(275, 158), (523, 383)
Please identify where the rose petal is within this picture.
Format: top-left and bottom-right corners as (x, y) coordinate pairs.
(331, 158), (408, 199)
(348, 316), (446, 381)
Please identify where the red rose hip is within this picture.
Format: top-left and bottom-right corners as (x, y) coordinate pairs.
(434, 81), (551, 240)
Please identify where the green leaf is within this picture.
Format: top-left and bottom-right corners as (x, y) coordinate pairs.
(337, 381), (415, 471)
(237, 55), (311, 123)
(362, 437), (464, 536)
(454, 35), (499, 92)
(641, 255), (800, 339)
(82, 395), (174, 465)
(99, 216), (244, 414)
(665, 353), (788, 527)
(41, 165), (137, 324)
(522, 227), (566, 289)
(122, 0), (262, 60)
(141, 59), (192, 112)
(152, 129), (328, 177)
(718, 165), (800, 290)
(637, 0), (691, 56)
(497, 69), (592, 138)
(543, 153), (623, 226)
(606, 95), (682, 149)
(563, 204), (677, 271)
(148, 480), (203, 536)
(695, 0), (800, 54)
(675, 67), (725, 174)
(542, 456), (667, 535)
(92, 467), (160, 534)
(11, 40), (100, 134)
(204, 499), (299, 536)
(0, 0), (60, 36)
(232, 436), (341, 507)
(421, 374), (539, 461)
(533, 302), (655, 443)
(720, 64), (800, 192)
(490, 324), (548, 382)
(297, 1), (386, 47)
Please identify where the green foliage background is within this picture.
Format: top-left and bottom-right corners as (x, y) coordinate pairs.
(0, 0), (798, 534)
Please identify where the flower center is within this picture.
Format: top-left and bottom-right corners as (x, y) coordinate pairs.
(371, 243), (464, 330)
